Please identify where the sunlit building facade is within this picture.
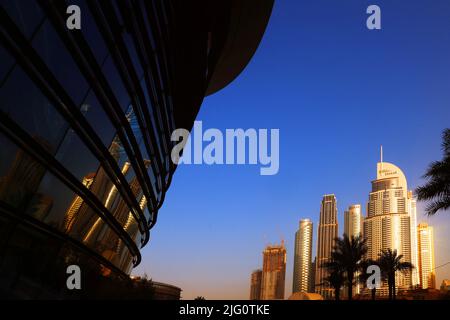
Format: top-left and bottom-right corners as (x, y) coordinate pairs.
(315, 194), (338, 299)
(261, 243), (286, 300)
(363, 153), (420, 295)
(343, 204), (363, 296)
(344, 204), (362, 239)
(293, 219), (313, 293)
(417, 223), (436, 289)
(0, 0), (273, 298)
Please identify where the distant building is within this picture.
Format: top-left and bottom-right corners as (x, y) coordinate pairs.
(250, 269), (263, 300)
(0, 0), (274, 299)
(152, 282), (182, 300)
(293, 219), (313, 293)
(417, 223), (436, 289)
(310, 258), (316, 293)
(344, 204), (362, 238)
(261, 243), (286, 300)
(315, 194), (338, 299)
(440, 280), (450, 293)
(130, 277), (181, 300)
(344, 204), (363, 296)
(288, 292), (323, 300)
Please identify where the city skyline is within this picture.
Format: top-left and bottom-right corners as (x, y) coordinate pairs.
(137, 145), (448, 299)
(248, 154), (439, 300)
(134, 0), (450, 299)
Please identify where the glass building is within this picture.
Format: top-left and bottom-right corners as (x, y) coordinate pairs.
(292, 219), (313, 294)
(315, 194), (338, 299)
(0, 0), (273, 298)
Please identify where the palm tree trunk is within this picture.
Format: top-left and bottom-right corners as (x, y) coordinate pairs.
(388, 275), (393, 300)
(335, 288), (340, 301)
(392, 274), (396, 300)
(347, 276), (353, 300)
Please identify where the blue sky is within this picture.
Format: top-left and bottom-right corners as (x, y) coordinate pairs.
(134, 0), (450, 299)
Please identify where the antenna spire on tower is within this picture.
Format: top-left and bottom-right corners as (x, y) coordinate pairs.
(380, 145), (383, 163)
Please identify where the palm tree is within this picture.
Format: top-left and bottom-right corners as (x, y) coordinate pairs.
(330, 235), (368, 300)
(416, 128), (450, 215)
(321, 260), (345, 301)
(358, 259), (378, 300)
(378, 249), (414, 300)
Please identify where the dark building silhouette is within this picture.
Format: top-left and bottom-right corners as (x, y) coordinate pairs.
(250, 269), (263, 300)
(0, 0), (273, 298)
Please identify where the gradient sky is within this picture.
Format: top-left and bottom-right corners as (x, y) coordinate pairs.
(134, 0), (450, 299)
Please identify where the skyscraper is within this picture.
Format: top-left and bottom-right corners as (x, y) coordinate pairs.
(310, 258), (316, 293)
(250, 269), (263, 300)
(408, 193), (420, 287)
(343, 204), (363, 296)
(417, 223), (436, 289)
(293, 219), (313, 293)
(261, 243), (286, 300)
(315, 194), (338, 299)
(363, 149), (419, 295)
(344, 204), (362, 239)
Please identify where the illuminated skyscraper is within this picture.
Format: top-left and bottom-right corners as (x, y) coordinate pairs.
(363, 148), (419, 295)
(293, 219), (313, 293)
(344, 204), (362, 238)
(250, 269), (263, 300)
(261, 243), (286, 300)
(417, 223), (436, 289)
(315, 194), (338, 299)
(343, 204), (363, 296)
(408, 193), (420, 287)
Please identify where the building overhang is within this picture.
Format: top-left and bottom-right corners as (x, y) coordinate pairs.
(205, 0), (274, 96)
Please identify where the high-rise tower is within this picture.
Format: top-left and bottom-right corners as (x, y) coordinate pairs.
(293, 219), (313, 293)
(250, 269), (263, 300)
(344, 204), (362, 239)
(417, 223), (436, 289)
(315, 194), (338, 299)
(364, 149), (419, 295)
(261, 243), (286, 300)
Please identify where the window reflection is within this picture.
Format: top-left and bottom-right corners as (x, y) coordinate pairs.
(0, 0), (176, 275)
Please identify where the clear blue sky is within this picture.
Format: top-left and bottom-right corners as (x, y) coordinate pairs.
(134, 0), (450, 299)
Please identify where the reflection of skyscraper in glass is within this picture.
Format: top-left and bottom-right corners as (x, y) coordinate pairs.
(293, 219), (313, 293)
(344, 204), (362, 238)
(0, 0), (274, 298)
(250, 269), (262, 300)
(64, 173), (95, 232)
(418, 223), (436, 289)
(315, 194), (338, 299)
(363, 150), (418, 294)
(0, 137), (51, 210)
(74, 147), (131, 245)
(261, 243), (286, 300)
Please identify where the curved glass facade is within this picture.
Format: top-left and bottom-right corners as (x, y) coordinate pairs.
(0, 0), (273, 298)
